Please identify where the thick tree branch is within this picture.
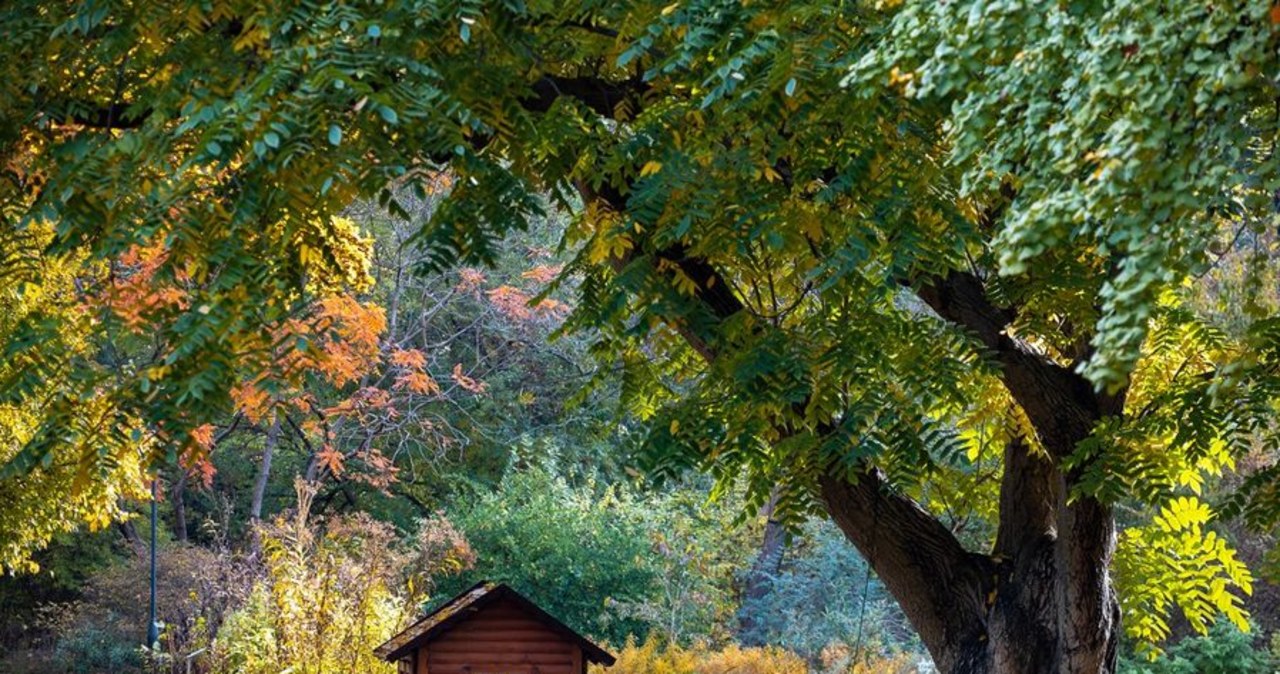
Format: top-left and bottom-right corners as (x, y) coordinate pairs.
(523, 75), (649, 118)
(993, 435), (1059, 559)
(1055, 493), (1120, 673)
(573, 180), (732, 360)
(985, 435), (1062, 670)
(914, 270), (1122, 456)
(820, 469), (992, 672)
(913, 272), (1122, 671)
(42, 101), (150, 129)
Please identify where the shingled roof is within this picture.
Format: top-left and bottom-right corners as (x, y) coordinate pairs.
(373, 581), (616, 666)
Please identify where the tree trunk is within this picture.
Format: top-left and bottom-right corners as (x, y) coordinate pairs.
(171, 468), (188, 543)
(803, 269), (1125, 672)
(738, 488), (788, 644)
(819, 459), (1120, 674)
(250, 414), (281, 524)
(118, 520), (147, 562)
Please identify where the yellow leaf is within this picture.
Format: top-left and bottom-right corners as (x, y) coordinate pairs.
(671, 269), (698, 295)
(640, 161), (662, 177)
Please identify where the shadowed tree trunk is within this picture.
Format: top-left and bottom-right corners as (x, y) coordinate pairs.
(171, 468), (188, 543)
(118, 520), (146, 562)
(738, 488), (788, 644)
(819, 444), (1119, 673)
(815, 273), (1124, 673)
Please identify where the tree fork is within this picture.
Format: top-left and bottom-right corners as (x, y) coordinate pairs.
(916, 271), (1124, 673)
(578, 142), (1123, 674)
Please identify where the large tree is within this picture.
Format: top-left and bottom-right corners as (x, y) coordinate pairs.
(2, 2), (1279, 672)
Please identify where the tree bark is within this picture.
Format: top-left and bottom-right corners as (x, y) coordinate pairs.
(819, 468), (995, 672)
(820, 458), (1119, 673)
(821, 270), (1124, 673)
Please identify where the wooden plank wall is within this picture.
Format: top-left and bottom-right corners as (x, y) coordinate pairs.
(422, 598), (584, 674)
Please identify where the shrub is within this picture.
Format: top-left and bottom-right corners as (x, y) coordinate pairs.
(599, 639), (924, 674)
(29, 543), (243, 673)
(441, 461), (758, 647)
(737, 520), (917, 660)
(440, 465), (659, 644)
(51, 622), (143, 674)
(212, 481), (472, 674)
(602, 639), (806, 674)
(1119, 620), (1275, 674)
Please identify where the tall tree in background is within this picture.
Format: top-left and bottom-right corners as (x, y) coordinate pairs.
(3, 2), (1280, 672)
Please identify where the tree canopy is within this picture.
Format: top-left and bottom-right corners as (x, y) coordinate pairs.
(3, 2), (1280, 671)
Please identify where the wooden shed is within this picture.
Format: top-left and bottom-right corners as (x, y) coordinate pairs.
(374, 581), (616, 674)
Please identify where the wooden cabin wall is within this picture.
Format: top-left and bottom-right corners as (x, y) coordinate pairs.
(422, 598), (586, 674)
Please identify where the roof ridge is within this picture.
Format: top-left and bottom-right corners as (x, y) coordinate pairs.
(372, 580), (615, 666)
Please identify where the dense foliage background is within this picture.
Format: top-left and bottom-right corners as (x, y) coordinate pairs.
(0, 208), (928, 673)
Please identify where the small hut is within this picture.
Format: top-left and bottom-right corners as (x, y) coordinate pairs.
(374, 581), (616, 674)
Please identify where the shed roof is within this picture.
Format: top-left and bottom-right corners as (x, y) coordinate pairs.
(373, 581), (616, 666)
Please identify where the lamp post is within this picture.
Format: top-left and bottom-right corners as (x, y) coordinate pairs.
(147, 476), (159, 649)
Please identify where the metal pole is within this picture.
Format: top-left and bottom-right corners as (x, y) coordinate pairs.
(147, 477), (159, 649)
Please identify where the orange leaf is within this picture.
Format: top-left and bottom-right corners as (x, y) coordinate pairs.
(390, 348), (428, 370)
(231, 382), (271, 423)
(456, 268), (487, 292)
(487, 285), (533, 321)
(521, 264), (563, 285)
(395, 371), (441, 395)
(451, 363), (488, 394)
(316, 445), (345, 476)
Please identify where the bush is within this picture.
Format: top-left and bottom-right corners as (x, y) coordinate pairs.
(599, 639), (923, 674)
(441, 461), (761, 646)
(601, 639), (807, 674)
(51, 623), (143, 674)
(607, 485), (750, 646)
(212, 481), (472, 674)
(0, 528), (121, 649)
(26, 543), (243, 674)
(440, 465), (661, 644)
(1119, 620), (1275, 674)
